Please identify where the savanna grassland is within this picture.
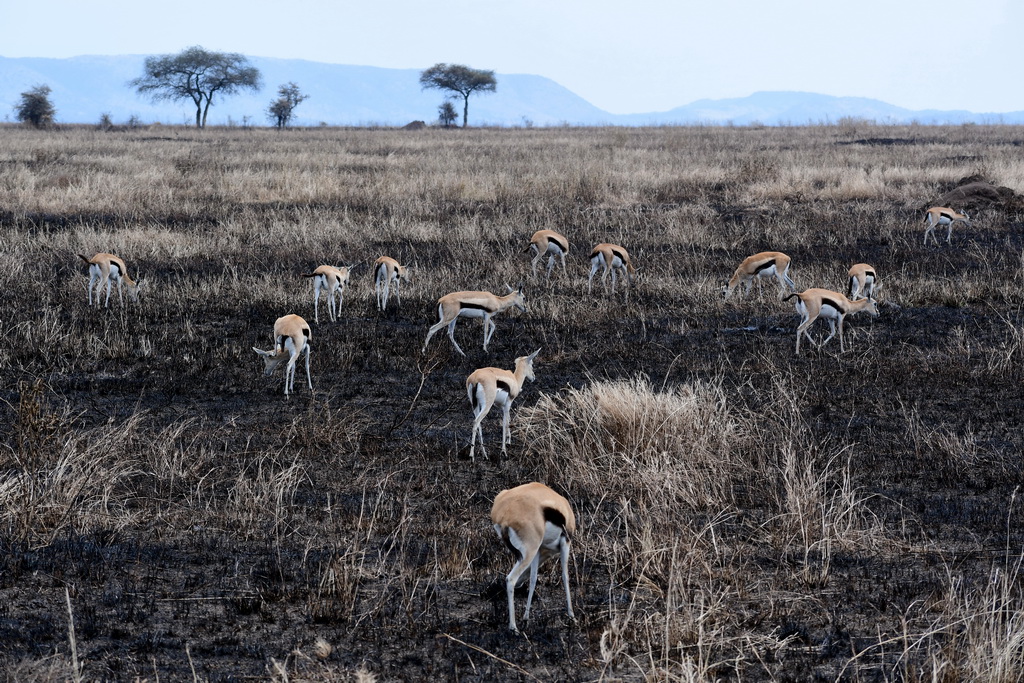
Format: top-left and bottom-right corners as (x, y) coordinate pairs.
(2, 122), (1024, 681)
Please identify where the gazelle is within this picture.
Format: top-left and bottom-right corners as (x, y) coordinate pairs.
(252, 314), (312, 396)
(422, 285), (526, 356)
(784, 288), (878, 354)
(723, 251), (796, 300)
(528, 230), (569, 282)
(302, 265), (351, 323)
(491, 482), (576, 633)
(588, 243), (635, 294)
(466, 349), (540, 462)
(78, 253), (142, 307)
(373, 256), (408, 311)
(847, 263), (879, 301)
(923, 207), (970, 245)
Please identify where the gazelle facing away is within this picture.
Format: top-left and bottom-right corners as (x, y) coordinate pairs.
(373, 256), (408, 311)
(78, 253), (142, 307)
(491, 482), (576, 633)
(302, 265), (351, 323)
(528, 230), (569, 282)
(588, 243), (635, 294)
(252, 314), (312, 396)
(923, 207), (970, 245)
(723, 251), (796, 300)
(466, 349), (540, 462)
(422, 285), (526, 356)
(847, 263), (880, 301)
(784, 288), (878, 354)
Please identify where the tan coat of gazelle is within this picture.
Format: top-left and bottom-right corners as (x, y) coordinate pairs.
(784, 288), (878, 354)
(723, 251), (796, 299)
(847, 263), (879, 301)
(422, 286), (526, 356)
(252, 314), (312, 396)
(528, 230), (569, 282)
(373, 256), (408, 311)
(491, 482), (576, 633)
(588, 243), (635, 294)
(923, 207), (970, 245)
(78, 253), (142, 307)
(466, 349), (539, 462)
(302, 265), (351, 323)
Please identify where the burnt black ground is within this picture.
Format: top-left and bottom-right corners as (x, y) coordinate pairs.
(2, 127), (1024, 681)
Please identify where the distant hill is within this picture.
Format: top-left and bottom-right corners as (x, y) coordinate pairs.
(1, 54), (1022, 127)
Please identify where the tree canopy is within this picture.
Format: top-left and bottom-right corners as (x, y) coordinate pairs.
(419, 63), (496, 128)
(268, 82), (308, 129)
(14, 84), (56, 128)
(130, 46), (262, 128)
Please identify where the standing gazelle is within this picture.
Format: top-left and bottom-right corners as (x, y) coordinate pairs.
(373, 256), (408, 311)
(784, 288), (878, 354)
(422, 286), (526, 356)
(78, 253), (142, 307)
(466, 349), (540, 462)
(723, 251), (796, 300)
(847, 263), (879, 301)
(302, 265), (351, 323)
(252, 314), (312, 396)
(491, 482), (576, 633)
(923, 207), (970, 245)
(588, 243), (635, 294)
(528, 230), (569, 282)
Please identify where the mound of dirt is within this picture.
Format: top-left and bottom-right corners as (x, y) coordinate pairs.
(402, 120), (427, 130)
(933, 175), (1024, 211)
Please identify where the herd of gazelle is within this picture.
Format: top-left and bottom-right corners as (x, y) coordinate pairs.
(76, 205), (962, 632)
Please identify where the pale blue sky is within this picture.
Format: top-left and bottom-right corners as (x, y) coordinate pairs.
(2, 0), (1022, 114)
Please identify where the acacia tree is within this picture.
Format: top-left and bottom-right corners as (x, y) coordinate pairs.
(438, 101), (458, 128)
(130, 46), (262, 128)
(15, 85), (56, 128)
(419, 63), (496, 128)
(268, 82), (308, 129)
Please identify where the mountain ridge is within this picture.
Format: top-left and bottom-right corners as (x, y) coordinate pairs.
(2, 54), (1022, 126)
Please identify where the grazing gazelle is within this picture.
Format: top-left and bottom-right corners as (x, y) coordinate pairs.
(252, 314), (312, 396)
(491, 482), (576, 633)
(302, 265), (351, 323)
(78, 253), (142, 307)
(528, 230), (569, 282)
(923, 207), (970, 245)
(784, 288), (878, 354)
(466, 349), (540, 462)
(422, 285), (526, 356)
(847, 263), (880, 301)
(373, 256), (408, 311)
(588, 243), (635, 294)
(723, 251), (796, 300)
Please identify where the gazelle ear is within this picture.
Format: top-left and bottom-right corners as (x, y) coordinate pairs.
(528, 348), (541, 361)
(253, 347), (271, 357)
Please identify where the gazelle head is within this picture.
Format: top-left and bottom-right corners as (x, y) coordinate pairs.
(126, 279), (143, 303)
(860, 298), (880, 318)
(505, 283), (527, 312)
(253, 347), (288, 376)
(518, 348), (541, 383)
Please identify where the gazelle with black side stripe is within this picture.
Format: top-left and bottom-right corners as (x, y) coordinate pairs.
(528, 229), (569, 282)
(924, 207), (970, 245)
(490, 481), (575, 633)
(373, 256), (408, 311)
(465, 349), (539, 462)
(252, 314), (312, 396)
(302, 265), (351, 323)
(784, 289), (878, 354)
(847, 263), (879, 301)
(723, 251), (796, 300)
(588, 242), (635, 294)
(78, 253), (142, 307)
(422, 285), (526, 356)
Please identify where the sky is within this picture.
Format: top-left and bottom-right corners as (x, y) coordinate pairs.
(2, 0), (1023, 115)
